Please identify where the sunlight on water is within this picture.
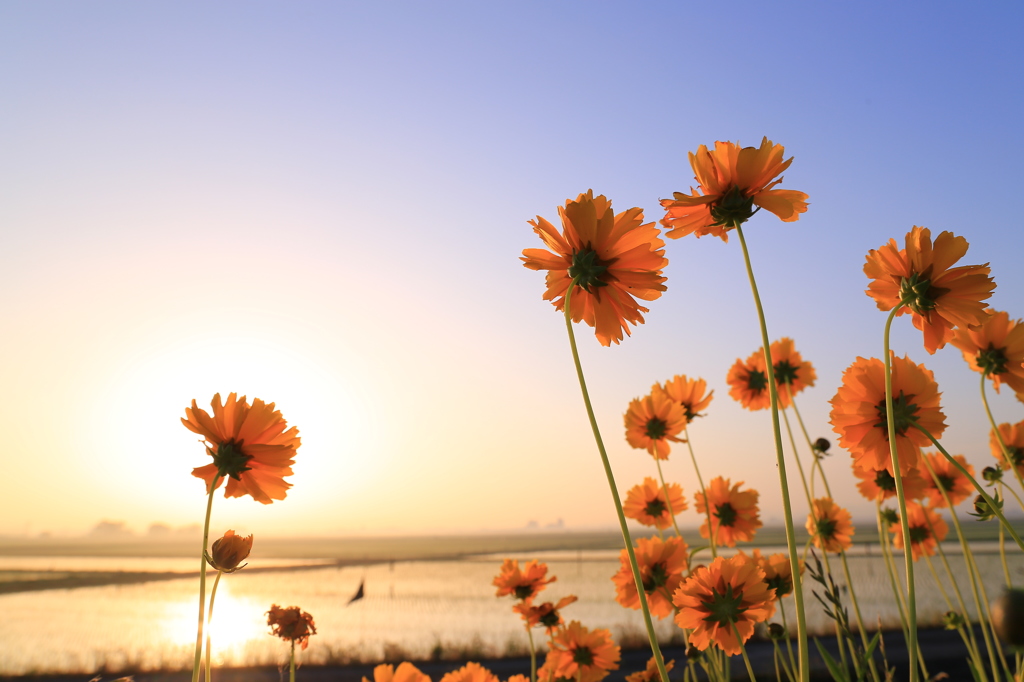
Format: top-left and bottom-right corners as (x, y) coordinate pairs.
(162, 581), (268, 655)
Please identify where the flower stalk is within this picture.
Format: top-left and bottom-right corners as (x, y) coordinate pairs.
(191, 474), (220, 682)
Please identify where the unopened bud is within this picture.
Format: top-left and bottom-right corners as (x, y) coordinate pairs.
(970, 493), (1003, 521)
(983, 466), (1004, 483)
(992, 589), (1024, 647)
(813, 438), (831, 455)
(768, 623), (786, 640)
(686, 645), (703, 661)
(943, 610), (965, 630)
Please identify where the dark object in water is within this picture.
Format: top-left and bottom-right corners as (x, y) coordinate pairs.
(347, 578), (365, 604)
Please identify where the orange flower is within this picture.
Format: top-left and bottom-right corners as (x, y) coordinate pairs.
(726, 351), (771, 411)
(660, 137), (809, 241)
(612, 536), (689, 618)
(521, 190), (668, 346)
(625, 657), (675, 682)
(770, 338), (816, 408)
(695, 477), (762, 547)
(673, 555), (775, 655)
(951, 309), (1024, 398)
(750, 549), (802, 600)
(853, 464), (928, 503)
(514, 595), (578, 633)
(830, 355), (946, 475)
(364, 663), (431, 682)
(806, 498), (854, 553)
(493, 559), (555, 601)
(439, 663), (499, 682)
(267, 604), (316, 649)
(622, 477), (688, 529)
(922, 452), (974, 508)
(991, 420), (1024, 476)
(891, 502), (948, 561)
(547, 621), (621, 682)
(660, 374), (713, 423)
(624, 387), (687, 459)
(864, 226), (994, 354)
(183, 393), (300, 504)
(207, 529), (253, 573)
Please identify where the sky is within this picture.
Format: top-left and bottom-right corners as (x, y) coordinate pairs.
(1, 1), (1022, 538)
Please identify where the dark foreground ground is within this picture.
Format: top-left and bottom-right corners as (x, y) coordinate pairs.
(0, 627), (988, 682)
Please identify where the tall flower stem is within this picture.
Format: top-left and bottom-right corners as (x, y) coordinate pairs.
(877, 505), (930, 681)
(981, 375), (1024, 512)
(204, 571), (223, 682)
(192, 475), (221, 682)
(562, 284), (669, 682)
(923, 553), (987, 681)
(684, 431), (716, 558)
(654, 457), (683, 538)
(290, 639), (296, 682)
(881, 304), (918, 682)
(526, 625), (537, 682)
(735, 225), (808, 682)
(999, 484), (1012, 589)
(733, 624), (758, 682)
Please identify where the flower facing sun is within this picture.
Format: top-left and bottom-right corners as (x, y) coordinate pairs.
(659, 374), (714, 423)
(521, 190), (668, 347)
(921, 452), (974, 508)
(267, 604), (316, 650)
(624, 386), (687, 459)
(673, 555), (775, 655)
(991, 420), (1024, 476)
(951, 309), (1024, 399)
(830, 355), (946, 475)
(547, 622), (620, 682)
(806, 498), (854, 554)
(514, 595), (578, 634)
(890, 502), (948, 561)
(660, 137), (809, 241)
(695, 477), (762, 547)
(622, 477), (688, 529)
(612, 536), (689, 618)
(726, 351), (771, 411)
(493, 559), (555, 601)
(864, 226), (994, 354)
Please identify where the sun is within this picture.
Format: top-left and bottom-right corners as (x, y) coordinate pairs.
(163, 581), (266, 656)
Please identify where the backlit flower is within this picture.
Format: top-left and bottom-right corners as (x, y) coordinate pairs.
(830, 355), (946, 475)
(612, 536), (689, 618)
(267, 604), (316, 649)
(439, 663), (499, 682)
(521, 190), (668, 346)
(864, 226), (994, 354)
(991, 420), (1024, 476)
(364, 663), (431, 682)
(548, 621), (620, 682)
(806, 498), (854, 553)
(625, 657), (675, 682)
(726, 351), (771, 411)
(183, 393), (300, 504)
(207, 529), (252, 573)
(514, 595), (578, 634)
(951, 309), (1024, 399)
(890, 502), (948, 561)
(770, 338), (816, 408)
(673, 555), (774, 655)
(695, 477), (762, 547)
(660, 374), (713, 423)
(853, 464), (928, 503)
(622, 477), (688, 529)
(750, 549), (802, 599)
(660, 137), (809, 241)
(624, 387), (687, 459)
(493, 559), (555, 601)
(922, 451), (974, 508)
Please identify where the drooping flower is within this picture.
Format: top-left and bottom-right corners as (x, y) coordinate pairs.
(625, 657), (675, 682)
(673, 554), (775, 655)
(769, 338), (816, 408)
(493, 559), (555, 601)
(852, 464), (928, 503)
(521, 191), (668, 347)
(513, 595), (578, 634)
(183, 393), (300, 504)
(951, 309), (1024, 399)
(660, 137), (809, 241)
(207, 529), (253, 573)
(612, 536), (689, 618)
(439, 663), (499, 682)
(694, 477), (762, 547)
(864, 226), (994, 354)
(364, 663), (432, 682)
(547, 621), (621, 682)
(267, 604), (316, 649)
(726, 351), (771, 411)
(660, 374), (713, 423)
(830, 355), (946, 475)
(921, 452), (974, 508)
(622, 477), (688, 529)
(806, 498), (854, 553)
(890, 502), (948, 561)
(991, 420), (1024, 477)
(624, 386), (687, 459)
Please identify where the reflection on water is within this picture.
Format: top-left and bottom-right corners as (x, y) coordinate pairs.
(2, 549), (1022, 675)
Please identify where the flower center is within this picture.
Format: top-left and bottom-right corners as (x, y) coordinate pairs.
(880, 508), (899, 526)
(1009, 448), (1024, 467)
(644, 498), (668, 518)
(212, 439), (252, 480)
(514, 584), (535, 600)
(873, 469), (897, 492)
(773, 359), (799, 386)
(681, 403), (699, 422)
(700, 584), (748, 626)
(539, 609), (560, 628)
(573, 647), (594, 666)
(709, 185), (755, 229)
(873, 391), (921, 437)
(936, 473), (956, 492)
(766, 574), (792, 597)
(909, 525), (931, 545)
(899, 272), (949, 315)
(642, 562), (670, 592)
(714, 502), (738, 527)
(977, 345), (1010, 377)
(568, 248), (610, 293)
(745, 369), (768, 392)
(816, 517), (838, 540)
(645, 418), (668, 440)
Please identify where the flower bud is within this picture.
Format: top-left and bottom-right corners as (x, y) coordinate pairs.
(969, 493), (1002, 521)
(983, 466), (1004, 483)
(943, 610), (965, 630)
(879, 508), (899, 527)
(992, 589), (1024, 647)
(768, 623), (786, 640)
(207, 529), (253, 573)
(813, 438), (831, 455)
(686, 645), (703, 661)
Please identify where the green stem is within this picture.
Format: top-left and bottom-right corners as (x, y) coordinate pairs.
(981, 375), (1024, 514)
(839, 551), (881, 682)
(735, 224), (808, 682)
(780, 600), (798, 680)
(999, 484), (1012, 589)
(654, 457), (683, 539)
(191, 475), (220, 682)
(204, 571), (223, 682)
(881, 304), (918, 682)
(878, 505), (930, 681)
(684, 430), (716, 558)
(527, 625), (537, 682)
(779, 396), (813, 508)
(561, 284), (669, 682)
(290, 638), (296, 682)
(733, 623), (757, 682)
(821, 551), (854, 678)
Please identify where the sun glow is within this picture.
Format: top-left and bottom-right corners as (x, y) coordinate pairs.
(164, 581), (266, 656)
